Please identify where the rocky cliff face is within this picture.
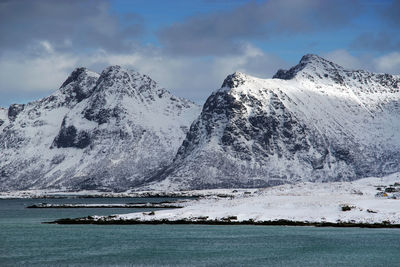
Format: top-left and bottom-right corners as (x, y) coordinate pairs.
(145, 55), (400, 190)
(0, 66), (200, 191)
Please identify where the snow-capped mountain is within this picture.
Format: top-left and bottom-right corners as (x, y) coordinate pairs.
(0, 66), (200, 191)
(2, 54), (399, 192)
(148, 54), (400, 190)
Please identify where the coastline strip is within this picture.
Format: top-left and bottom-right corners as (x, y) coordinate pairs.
(45, 218), (400, 228)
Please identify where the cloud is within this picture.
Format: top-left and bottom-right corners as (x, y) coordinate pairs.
(211, 44), (287, 79)
(323, 49), (400, 75)
(0, 45), (78, 94)
(0, 0), (143, 54)
(323, 50), (364, 70)
(382, 0), (400, 26)
(351, 0), (400, 53)
(1, 0), (397, 108)
(2, 42), (399, 108)
(374, 52), (400, 74)
(351, 32), (400, 52)
(0, 42), (287, 106)
(158, 0), (362, 56)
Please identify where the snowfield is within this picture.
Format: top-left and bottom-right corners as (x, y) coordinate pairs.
(93, 173), (400, 225)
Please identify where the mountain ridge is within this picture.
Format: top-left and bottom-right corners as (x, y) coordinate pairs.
(143, 55), (400, 190)
(1, 55), (400, 191)
(0, 65), (200, 191)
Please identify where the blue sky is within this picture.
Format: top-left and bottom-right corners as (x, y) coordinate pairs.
(0, 0), (399, 106)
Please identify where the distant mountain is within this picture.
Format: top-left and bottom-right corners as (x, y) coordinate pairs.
(145, 54), (400, 190)
(0, 66), (200, 191)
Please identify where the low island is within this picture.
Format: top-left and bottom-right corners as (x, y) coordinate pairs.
(48, 174), (400, 228)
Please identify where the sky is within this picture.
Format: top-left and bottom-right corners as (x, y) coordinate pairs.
(0, 0), (399, 107)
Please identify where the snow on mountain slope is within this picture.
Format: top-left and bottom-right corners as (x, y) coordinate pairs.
(0, 107), (8, 132)
(0, 66), (200, 191)
(146, 54), (400, 190)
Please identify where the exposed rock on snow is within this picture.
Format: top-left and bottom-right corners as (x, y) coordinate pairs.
(146, 54), (400, 190)
(0, 66), (200, 191)
(1, 54), (400, 192)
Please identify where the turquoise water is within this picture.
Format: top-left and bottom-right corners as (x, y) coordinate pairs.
(1, 198), (400, 266)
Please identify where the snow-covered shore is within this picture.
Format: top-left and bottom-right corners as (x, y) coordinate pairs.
(55, 174), (400, 226)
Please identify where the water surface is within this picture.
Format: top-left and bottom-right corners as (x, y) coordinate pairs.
(1, 198), (399, 266)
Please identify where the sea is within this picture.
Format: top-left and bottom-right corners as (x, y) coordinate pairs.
(1, 197), (399, 266)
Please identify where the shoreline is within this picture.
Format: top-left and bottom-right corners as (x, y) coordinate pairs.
(10, 175), (400, 228)
(46, 217), (400, 228)
(27, 203), (184, 209)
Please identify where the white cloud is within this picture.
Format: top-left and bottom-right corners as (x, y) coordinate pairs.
(0, 41), (288, 106)
(0, 49), (78, 94)
(84, 44), (287, 103)
(39, 40), (54, 54)
(323, 49), (400, 75)
(212, 44), (287, 79)
(3, 45), (398, 108)
(323, 49), (363, 70)
(374, 52), (400, 74)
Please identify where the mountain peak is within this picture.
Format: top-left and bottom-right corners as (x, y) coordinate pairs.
(98, 65), (146, 83)
(273, 54), (344, 81)
(59, 67), (99, 103)
(102, 65), (123, 73)
(273, 54), (400, 93)
(98, 65), (126, 81)
(299, 54), (328, 65)
(60, 67), (95, 88)
(299, 54), (344, 71)
(221, 71), (249, 89)
(96, 65), (158, 96)
(0, 62), (201, 191)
